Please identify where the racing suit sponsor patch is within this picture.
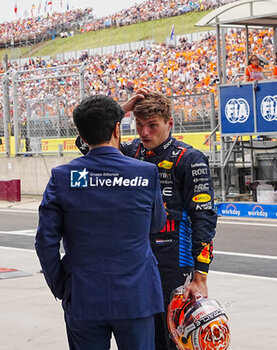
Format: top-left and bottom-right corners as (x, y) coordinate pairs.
(193, 177), (209, 183)
(163, 139), (174, 149)
(196, 202), (213, 211)
(192, 194), (211, 203)
(194, 183), (209, 193)
(158, 160), (174, 170)
(162, 187), (173, 197)
(160, 219), (175, 232)
(155, 239), (173, 244)
(191, 162), (207, 168)
(197, 243), (213, 264)
(192, 168), (208, 177)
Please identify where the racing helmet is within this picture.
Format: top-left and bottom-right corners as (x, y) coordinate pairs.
(167, 286), (230, 350)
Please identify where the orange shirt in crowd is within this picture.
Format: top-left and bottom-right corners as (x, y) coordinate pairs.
(245, 64), (264, 81)
(273, 66), (277, 79)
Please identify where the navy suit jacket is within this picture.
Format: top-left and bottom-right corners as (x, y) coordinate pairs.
(35, 146), (166, 320)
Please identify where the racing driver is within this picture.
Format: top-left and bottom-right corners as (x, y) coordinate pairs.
(76, 90), (217, 350)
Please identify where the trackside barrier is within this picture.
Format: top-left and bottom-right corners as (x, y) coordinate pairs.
(0, 179), (21, 202)
(215, 202), (277, 219)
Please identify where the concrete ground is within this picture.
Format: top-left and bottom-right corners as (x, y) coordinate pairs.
(1, 197), (277, 349)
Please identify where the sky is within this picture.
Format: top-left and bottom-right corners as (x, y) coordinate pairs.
(0, 0), (145, 23)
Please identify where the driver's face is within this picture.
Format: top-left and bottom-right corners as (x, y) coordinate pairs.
(135, 115), (173, 150)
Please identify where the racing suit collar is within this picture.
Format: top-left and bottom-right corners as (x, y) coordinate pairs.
(141, 134), (174, 156)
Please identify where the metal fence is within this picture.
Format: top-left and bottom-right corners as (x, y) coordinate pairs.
(0, 65), (215, 156)
(10, 63), (87, 155)
(169, 93), (213, 133)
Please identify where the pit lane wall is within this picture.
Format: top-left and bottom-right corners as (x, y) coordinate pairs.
(1, 133), (215, 195)
(0, 132), (263, 155)
(216, 202), (277, 219)
(0, 132), (217, 154)
(0, 133), (276, 208)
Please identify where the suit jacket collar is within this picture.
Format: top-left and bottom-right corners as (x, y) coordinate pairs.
(86, 146), (121, 156)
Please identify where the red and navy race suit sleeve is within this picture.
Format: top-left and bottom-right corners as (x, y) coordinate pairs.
(175, 147), (217, 274)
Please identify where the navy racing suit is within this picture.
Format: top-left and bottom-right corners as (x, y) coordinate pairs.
(120, 135), (217, 306)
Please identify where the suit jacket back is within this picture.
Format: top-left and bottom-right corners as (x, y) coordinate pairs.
(36, 147), (166, 320)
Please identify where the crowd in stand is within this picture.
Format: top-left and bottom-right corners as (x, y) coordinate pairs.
(0, 0), (238, 46)
(0, 8), (92, 47)
(0, 26), (276, 126)
(81, 0), (237, 32)
(0, 0), (276, 126)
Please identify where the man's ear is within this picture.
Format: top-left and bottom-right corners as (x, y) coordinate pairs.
(168, 117), (174, 130)
(114, 122), (121, 139)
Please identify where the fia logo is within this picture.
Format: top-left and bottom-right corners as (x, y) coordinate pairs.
(70, 168), (89, 188)
(260, 95), (277, 121)
(225, 98), (250, 124)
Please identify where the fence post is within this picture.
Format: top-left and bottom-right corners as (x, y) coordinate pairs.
(209, 92), (217, 157)
(2, 71), (11, 157)
(79, 61), (87, 101)
(12, 72), (20, 155)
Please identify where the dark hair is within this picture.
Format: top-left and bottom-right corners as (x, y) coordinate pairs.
(73, 95), (124, 145)
(248, 55), (258, 65)
(133, 91), (172, 121)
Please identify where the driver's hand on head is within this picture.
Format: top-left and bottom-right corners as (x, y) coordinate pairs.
(121, 87), (150, 114)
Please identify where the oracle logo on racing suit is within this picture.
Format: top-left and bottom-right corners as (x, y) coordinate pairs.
(192, 168), (208, 177)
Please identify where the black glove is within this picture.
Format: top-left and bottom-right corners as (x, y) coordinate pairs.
(75, 136), (89, 155)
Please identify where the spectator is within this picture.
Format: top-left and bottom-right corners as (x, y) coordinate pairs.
(244, 54), (265, 81)
(272, 52), (277, 79)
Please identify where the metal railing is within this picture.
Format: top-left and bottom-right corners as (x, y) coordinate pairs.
(11, 63), (87, 155)
(0, 66), (216, 156)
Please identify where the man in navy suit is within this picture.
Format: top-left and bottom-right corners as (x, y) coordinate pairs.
(35, 95), (166, 350)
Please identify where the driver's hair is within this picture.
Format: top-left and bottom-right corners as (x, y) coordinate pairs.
(133, 91), (172, 121)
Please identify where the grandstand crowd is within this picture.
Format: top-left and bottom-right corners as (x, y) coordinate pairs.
(1, 26), (276, 125)
(0, 0), (276, 126)
(0, 0), (237, 46)
(81, 0), (236, 32)
(0, 8), (92, 47)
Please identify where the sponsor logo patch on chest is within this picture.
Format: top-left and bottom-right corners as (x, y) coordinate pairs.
(158, 160), (174, 170)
